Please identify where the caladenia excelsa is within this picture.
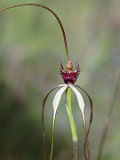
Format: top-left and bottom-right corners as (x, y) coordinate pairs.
(0, 3), (93, 160)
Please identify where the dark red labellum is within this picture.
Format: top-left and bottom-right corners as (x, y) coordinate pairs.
(60, 61), (80, 84)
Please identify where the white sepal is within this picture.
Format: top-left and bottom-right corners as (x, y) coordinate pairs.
(69, 84), (85, 115)
(52, 84), (68, 120)
(58, 84), (67, 87)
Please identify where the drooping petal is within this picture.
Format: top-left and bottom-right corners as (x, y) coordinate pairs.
(69, 84), (85, 114)
(69, 84), (91, 160)
(52, 84), (68, 121)
(74, 85), (93, 133)
(42, 84), (65, 160)
(50, 84), (68, 160)
(75, 85), (93, 160)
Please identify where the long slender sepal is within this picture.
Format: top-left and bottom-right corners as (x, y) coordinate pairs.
(75, 85), (93, 160)
(69, 84), (85, 114)
(42, 85), (64, 160)
(50, 117), (55, 160)
(82, 114), (91, 160)
(0, 3), (69, 62)
(69, 84), (91, 160)
(52, 85), (68, 121)
(50, 84), (68, 160)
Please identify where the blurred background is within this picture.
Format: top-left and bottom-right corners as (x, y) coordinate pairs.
(0, 0), (120, 160)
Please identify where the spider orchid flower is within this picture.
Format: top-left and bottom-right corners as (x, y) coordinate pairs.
(42, 60), (93, 160)
(0, 3), (93, 160)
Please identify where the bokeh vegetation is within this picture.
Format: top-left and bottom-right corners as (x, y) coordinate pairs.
(0, 0), (120, 160)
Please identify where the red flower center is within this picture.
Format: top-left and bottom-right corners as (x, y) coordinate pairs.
(60, 61), (80, 84)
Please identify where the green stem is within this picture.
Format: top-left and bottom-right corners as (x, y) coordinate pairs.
(66, 87), (78, 160)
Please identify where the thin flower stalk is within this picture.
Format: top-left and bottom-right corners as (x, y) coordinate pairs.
(0, 3), (69, 63)
(66, 87), (78, 160)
